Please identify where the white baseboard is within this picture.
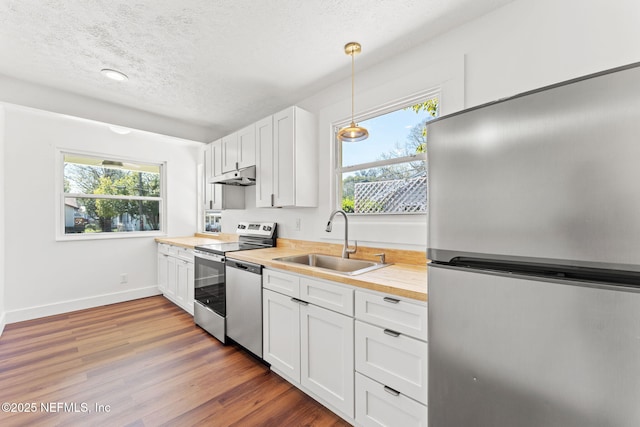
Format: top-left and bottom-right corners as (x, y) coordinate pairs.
(5, 286), (162, 324)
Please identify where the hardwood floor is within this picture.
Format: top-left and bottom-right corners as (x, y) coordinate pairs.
(0, 296), (351, 427)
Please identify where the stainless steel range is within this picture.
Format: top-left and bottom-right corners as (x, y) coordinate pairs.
(193, 222), (276, 353)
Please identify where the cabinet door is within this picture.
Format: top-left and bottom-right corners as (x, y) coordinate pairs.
(255, 116), (274, 207)
(157, 252), (168, 292)
(176, 259), (189, 309)
(221, 132), (239, 173)
(301, 303), (355, 417)
(355, 373), (427, 427)
(237, 123), (256, 168)
(273, 107), (295, 207)
(263, 289), (301, 383)
(211, 139), (223, 177)
(210, 184), (222, 210)
(166, 255), (177, 300)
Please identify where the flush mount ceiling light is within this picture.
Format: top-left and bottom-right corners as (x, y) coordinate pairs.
(337, 42), (369, 142)
(100, 68), (128, 82)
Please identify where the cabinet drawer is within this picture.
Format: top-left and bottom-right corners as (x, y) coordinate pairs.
(355, 291), (427, 341)
(300, 276), (354, 316)
(263, 269), (300, 297)
(158, 243), (171, 255)
(355, 321), (428, 405)
(356, 373), (427, 427)
(176, 247), (194, 262)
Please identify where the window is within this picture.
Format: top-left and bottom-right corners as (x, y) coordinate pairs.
(61, 152), (164, 237)
(335, 92), (439, 214)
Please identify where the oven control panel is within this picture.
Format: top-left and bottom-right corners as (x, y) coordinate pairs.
(236, 222), (277, 237)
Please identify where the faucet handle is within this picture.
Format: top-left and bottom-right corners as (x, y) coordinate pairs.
(345, 240), (358, 256)
(374, 253), (386, 264)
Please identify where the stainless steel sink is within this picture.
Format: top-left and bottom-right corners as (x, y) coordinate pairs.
(274, 253), (390, 276)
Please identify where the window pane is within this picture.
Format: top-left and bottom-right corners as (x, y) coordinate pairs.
(64, 155), (161, 197)
(341, 100), (436, 168)
(340, 163), (426, 214)
(64, 197), (160, 234)
(338, 97), (437, 214)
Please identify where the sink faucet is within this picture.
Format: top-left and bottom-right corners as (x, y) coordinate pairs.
(326, 209), (357, 258)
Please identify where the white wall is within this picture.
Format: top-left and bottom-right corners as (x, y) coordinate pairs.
(220, 0), (640, 251)
(3, 105), (201, 322)
(0, 106), (6, 334)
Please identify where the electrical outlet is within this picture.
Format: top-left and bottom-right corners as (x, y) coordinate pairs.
(120, 273), (128, 284)
(295, 218), (301, 231)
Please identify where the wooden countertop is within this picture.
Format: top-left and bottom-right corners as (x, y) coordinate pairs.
(156, 235), (428, 301)
(154, 234), (235, 249)
(228, 247), (428, 302)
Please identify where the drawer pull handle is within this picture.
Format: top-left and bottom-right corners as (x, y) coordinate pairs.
(383, 329), (400, 337)
(383, 297), (400, 304)
(291, 297), (309, 306)
(383, 386), (400, 396)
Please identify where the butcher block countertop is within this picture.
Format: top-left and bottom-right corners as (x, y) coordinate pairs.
(155, 235), (427, 301)
(227, 239), (427, 301)
(155, 233), (237, 248)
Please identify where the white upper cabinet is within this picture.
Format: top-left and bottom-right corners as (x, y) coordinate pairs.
(237, 124), (256, 169)
(221, 132), (238, 173)
(256, 106), (317, 208)
(204, 139), (223, 182)
(203, 141), (244, 210)
(221, 125), (256, 173)
(211, 139), (223, 177)
(255, 116), (274, 208)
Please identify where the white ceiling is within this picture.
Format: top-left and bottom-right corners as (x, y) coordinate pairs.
(0, 0), (514, 141)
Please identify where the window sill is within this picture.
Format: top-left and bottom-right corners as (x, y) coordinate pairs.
(56, 231), (165, 242)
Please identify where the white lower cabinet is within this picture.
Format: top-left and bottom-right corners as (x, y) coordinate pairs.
(157, 251), (168, 293)
(300, 302), (354, 415)
(263, 269), (355, 420)
(263, 288), (301, 381)
(356, 373), (427, 427)
(156, 244), (194, 315)
(355, 289), (428, 427)
(263, 269), (427, 426)
(175, 258), (194, 313)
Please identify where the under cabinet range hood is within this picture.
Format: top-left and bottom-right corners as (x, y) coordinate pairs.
(211, 166), (256, 186)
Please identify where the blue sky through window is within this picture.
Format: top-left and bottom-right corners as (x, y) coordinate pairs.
(342, 106), (435, 167)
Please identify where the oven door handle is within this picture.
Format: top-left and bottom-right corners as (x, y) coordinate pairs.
(194, 250), (225, 263)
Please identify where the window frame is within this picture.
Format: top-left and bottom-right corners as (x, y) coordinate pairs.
(333, 88), (439, 216)
(56, 149), (167, 241)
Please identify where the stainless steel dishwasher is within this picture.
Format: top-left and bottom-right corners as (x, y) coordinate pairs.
(225, 259), (263, 358)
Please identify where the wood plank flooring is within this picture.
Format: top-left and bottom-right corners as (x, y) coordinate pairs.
(0, 296), (351, 427)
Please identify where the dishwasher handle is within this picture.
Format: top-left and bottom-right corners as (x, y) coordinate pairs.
(226, 259), (262, 275)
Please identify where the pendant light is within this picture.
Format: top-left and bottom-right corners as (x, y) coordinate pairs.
(337, 42), (369, 142)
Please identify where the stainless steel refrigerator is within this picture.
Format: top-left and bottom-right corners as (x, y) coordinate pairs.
(427, 63), (640, 427)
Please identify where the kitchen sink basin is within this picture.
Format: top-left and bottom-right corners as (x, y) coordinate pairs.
(274, 253), (390, 276)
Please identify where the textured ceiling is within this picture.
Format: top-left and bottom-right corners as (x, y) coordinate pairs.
(0, 0), (514, 140)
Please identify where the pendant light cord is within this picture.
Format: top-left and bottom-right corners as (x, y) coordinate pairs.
(351, 50), (355, 123)
(351, 49), (355, 124)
